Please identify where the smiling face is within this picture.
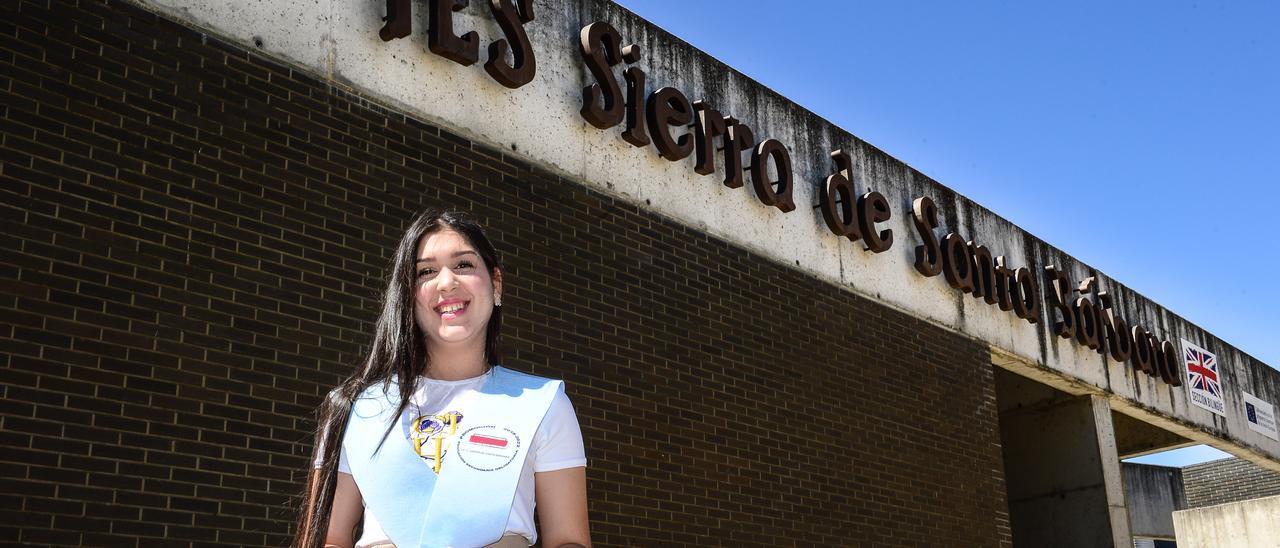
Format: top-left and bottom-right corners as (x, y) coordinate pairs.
(413, 228), (502, 359)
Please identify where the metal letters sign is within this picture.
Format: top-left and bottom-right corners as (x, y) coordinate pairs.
(380, 0), (537, 89)
(375, 5), (1191, 390)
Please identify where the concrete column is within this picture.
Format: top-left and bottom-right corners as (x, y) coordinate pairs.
(1000, 394), (1132, 547)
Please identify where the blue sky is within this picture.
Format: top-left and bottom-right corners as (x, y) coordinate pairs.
(613, 0), (1278, 466)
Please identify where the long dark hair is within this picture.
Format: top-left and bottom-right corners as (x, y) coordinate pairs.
(294, 209), (503, 547)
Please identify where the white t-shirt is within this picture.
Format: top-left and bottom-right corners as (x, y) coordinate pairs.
(319, 369), (587, 546)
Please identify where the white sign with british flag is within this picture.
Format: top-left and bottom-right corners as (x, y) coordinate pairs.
(1182, 339), (1226, 416)
(1242, 392), (1278, 441)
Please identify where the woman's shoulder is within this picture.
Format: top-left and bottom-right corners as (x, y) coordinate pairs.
(492, 366), (564, 388)
(344, 378), (402, 406)
(318, 380), (396, 410)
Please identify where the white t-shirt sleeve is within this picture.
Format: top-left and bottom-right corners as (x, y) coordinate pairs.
(338, 444), (352, 474)
(311, 423), (354, 475)
(531, 387), (587, 472)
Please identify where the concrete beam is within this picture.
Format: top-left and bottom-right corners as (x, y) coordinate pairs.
(1113, 411), (1194, 459)
(994, 346), (1280, 474)
(131, 0), (1280, 464)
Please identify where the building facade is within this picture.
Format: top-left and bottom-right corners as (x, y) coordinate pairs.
(1, 0), (1277, 546)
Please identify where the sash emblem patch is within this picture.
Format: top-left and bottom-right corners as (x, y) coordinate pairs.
(457, 425), (521, 471)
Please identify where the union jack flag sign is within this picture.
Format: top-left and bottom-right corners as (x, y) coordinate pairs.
(1182, 339), (1226, 416)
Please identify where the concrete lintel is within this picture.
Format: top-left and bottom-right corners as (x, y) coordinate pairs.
(128, 0), (1280, 464)
(993, 346), (1280, 474)
(1111, 397), (1280, 474)
(1113, 411), (1195, 459)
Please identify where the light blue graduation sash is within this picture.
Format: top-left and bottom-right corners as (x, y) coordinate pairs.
(343, 366), (562, 548)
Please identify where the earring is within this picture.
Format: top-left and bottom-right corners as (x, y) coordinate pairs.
(494, 294), (502, 307)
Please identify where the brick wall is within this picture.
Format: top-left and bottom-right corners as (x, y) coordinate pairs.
(1183, 458), (1280, 508)
(0, 1), (1011, 545)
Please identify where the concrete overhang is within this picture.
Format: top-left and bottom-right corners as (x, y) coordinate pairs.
(132, 0), (1280, 468)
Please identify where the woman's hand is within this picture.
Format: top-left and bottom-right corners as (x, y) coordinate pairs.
(534, 467), (590, 548)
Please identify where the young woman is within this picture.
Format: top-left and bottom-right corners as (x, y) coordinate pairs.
(296, 210), (590, 548)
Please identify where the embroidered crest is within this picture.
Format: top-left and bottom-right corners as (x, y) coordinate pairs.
(410, 410), (463, 473)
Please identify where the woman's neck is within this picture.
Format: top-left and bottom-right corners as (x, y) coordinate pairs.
(423, 345), (489, 381)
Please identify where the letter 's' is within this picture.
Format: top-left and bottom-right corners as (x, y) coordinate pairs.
(484, 0), (537, 88)
(578, 22), (625, 129)
(912, 197), (942, 277)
